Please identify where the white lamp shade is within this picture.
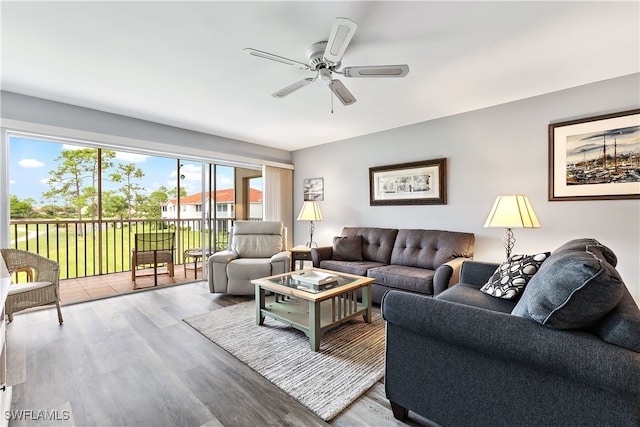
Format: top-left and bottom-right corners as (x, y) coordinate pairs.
(296, 201), (323, 221)
(484, 195), (540, 228)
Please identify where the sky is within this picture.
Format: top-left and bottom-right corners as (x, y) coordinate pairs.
(8, 136), (260, 204)
(565, 125), (640, 165)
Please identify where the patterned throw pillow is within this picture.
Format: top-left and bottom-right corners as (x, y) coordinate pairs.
(481, 252), (550, 299)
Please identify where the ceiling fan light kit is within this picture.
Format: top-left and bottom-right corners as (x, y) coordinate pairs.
(245, 17), (409, 107)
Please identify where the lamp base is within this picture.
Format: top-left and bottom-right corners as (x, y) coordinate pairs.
(503, 228), (515, 258)
(305, 221), (316, 249)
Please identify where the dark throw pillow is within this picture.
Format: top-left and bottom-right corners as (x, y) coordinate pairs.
(512, 243), (624, 330)
(553, 238), (618, 267)
(333, 235), (363, 261)
(480, 252), (550, 299)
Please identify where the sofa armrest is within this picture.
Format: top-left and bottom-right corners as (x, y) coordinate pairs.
(459, 260), (499, 288)
(270, 251), (291, 274)
(207, 250), (238, 293)
(433, 256), (472, 295)
(382, 290), (640, 395)
(210, 250), (238, 264)
(311, 246), (333, 267)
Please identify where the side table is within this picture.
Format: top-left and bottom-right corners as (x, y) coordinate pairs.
(183, 248), (211, 280)
(290, 246), (312, 271)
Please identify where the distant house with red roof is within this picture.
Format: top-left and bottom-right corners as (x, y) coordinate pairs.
(161, 188), (263, 221)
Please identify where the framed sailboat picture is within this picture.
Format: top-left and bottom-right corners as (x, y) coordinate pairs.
(549, 109), (640, 201)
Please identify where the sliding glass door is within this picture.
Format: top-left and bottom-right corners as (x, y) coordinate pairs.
(6, 132), (262, 280)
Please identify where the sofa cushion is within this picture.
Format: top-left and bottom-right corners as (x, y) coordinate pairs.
(318, 259), (386, 277)
(231, 221), (283, 258)
(512, 241), (624, 330)
(390, 229), (475, 269)
(341, 227), (398, 264)
(437, 283), (517, 314)
(480, 252), (550, 299)
(332, 235), (363, 261)
(367, 264), (436, 295)
(588, 287), (640, 352)
(227, 258), (273, 280)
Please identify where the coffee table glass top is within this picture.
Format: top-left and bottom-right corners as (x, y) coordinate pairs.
(265, 271), (359, 294)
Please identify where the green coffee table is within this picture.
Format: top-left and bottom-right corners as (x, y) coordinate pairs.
(252, 268), (373, 351)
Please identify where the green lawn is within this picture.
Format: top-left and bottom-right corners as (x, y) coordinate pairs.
(11, 224), (227, 280)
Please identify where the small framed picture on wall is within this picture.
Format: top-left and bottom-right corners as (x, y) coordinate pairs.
(303, 178), (324, 201)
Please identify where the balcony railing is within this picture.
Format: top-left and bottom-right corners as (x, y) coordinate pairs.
(9, 218), (234, 280)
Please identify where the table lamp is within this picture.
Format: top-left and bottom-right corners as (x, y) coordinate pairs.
(297, 201), (323, 247)
(484, 194), (540, 258)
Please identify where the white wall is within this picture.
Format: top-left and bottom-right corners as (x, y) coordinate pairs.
(292, 73), (640, 303)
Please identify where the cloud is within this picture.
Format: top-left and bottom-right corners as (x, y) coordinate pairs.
(18, 158), (44, 168)
(116, 152), (148, 162)
(217, 175), (233, 187)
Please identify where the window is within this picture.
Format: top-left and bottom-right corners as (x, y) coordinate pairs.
(7, 132), (261, 279)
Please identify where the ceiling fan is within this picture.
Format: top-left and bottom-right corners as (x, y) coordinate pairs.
(244, 17), (409, 106)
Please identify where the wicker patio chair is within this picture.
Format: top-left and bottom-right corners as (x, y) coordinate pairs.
(131, 231), (175, 287)
(0, 248), (63, 324)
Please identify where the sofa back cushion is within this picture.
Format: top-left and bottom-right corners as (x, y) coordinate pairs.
(231, 221), (284, 258)
(390, 229), (475, 269)
(342, 227), (398, 264)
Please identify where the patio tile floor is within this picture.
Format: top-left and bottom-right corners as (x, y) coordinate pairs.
(59, 264), (201, 305)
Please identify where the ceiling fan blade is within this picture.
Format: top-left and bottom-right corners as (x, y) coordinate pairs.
(324, 17), (358, 64)
(342, 65), (410, 78)
(328, 79), (356, 106)
(244, 48), (309, 70)
(272, 78), (315, 98)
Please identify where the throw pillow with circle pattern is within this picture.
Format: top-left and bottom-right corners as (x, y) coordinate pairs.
(481, 252), (550, 299)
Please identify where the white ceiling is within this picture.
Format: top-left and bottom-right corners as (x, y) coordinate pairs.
(1, 1), (638, 152)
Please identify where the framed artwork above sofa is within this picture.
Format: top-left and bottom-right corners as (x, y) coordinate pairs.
(369, 158), (447, 205)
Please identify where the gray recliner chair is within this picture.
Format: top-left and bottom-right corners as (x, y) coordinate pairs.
(208, 221), (290, 295)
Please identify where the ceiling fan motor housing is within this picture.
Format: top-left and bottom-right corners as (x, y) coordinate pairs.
(307, 41), (339, 71)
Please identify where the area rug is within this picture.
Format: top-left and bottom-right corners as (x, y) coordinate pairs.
(183, 301), (385, 421)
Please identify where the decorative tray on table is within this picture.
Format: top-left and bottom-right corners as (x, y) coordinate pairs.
(291, 269), (339, 289)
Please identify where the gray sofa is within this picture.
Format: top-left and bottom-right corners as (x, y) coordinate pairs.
(312, 227), (475, 303)
(382, 238), (640, 426)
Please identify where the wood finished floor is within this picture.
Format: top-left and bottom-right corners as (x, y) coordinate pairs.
(6, 281), (431, 427)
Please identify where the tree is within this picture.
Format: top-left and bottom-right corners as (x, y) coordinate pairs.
(10, 195), (35, 218)
(102, 191), (128, 220)
(110, 163), (145, 220)
(168, 186), (187, 199)
(39, 204), (65, 218)
(43, 148), (96, 223)
(87, 150), (115, 218)
(137, 188), (169, 219)
(42, 148), (115, 223)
